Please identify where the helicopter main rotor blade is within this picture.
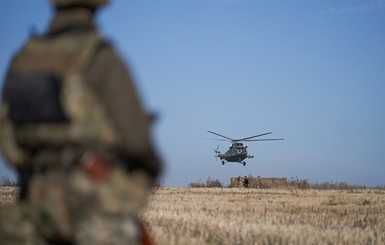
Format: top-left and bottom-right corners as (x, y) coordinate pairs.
(237, 132), (272, 141)
(186, 136), (228, 141)
(245, 138), (285, 141)
(207, 131), (233, 141)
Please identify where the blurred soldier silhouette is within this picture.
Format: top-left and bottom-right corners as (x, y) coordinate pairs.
(0, 0), (162, 244)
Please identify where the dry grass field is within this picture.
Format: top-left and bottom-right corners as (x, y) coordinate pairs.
(0, 186), (18, 206)
(2, 186), (385, 244)
(141, 188), (385, 245)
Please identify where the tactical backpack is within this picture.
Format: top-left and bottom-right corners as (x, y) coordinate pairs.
(0, 32), (119, 167)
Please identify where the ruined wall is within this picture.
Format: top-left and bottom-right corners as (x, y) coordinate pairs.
(230, 176), (288, 188)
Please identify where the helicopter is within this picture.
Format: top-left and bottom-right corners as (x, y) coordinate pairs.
(207, 130), (284, 166)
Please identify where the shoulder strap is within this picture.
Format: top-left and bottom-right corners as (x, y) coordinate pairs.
(60, 34), (120, 149)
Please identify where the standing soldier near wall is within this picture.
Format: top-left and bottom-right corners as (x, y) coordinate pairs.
(243, 176), (249, 188)
(0, 0), (163, 244)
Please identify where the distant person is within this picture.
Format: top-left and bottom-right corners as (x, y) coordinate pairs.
(243, 176), (249, 188)
(0, 0), (162, 244)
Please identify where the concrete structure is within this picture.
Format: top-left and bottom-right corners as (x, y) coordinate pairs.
(230, 176), (288, 188)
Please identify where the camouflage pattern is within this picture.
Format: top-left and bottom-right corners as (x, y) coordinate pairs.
(0, 203), (43, 245)
(0, 7), (161, 245)
(28, 170), (74, 241)
(4, 33), (120, 150)
(2, 14), (162, 175)
(0, 165), (151, 245)
(0, 33), (120, 170)
(68, 165), (151, 244)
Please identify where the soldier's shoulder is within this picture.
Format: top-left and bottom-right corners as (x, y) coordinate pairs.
(93, 37), (126, 65)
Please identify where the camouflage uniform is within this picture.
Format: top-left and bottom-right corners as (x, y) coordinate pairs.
(0, 2), (162, 245)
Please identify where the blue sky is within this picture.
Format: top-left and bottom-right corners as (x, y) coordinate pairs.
(1, 0), (384, 187)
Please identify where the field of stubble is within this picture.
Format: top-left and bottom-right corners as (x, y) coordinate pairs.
(1, 187), (385, 244)
(141, 188), (385, 245)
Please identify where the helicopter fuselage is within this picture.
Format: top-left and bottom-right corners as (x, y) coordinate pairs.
(216, 142), (253, 165)
(208, 130), (283, 166)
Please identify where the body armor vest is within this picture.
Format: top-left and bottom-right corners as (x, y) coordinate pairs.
(0, 33), (119, 166)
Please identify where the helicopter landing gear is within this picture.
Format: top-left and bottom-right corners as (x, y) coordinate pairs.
(222, 161), (225, 165)
(243, 162), (246, 166)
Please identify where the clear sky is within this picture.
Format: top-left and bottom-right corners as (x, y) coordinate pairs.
(1, 0), (384, 187)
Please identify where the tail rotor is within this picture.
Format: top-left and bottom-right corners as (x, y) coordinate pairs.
(214, 145), (220, 161)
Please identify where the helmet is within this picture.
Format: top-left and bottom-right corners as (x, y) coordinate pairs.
(50, 0), (109, 8)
